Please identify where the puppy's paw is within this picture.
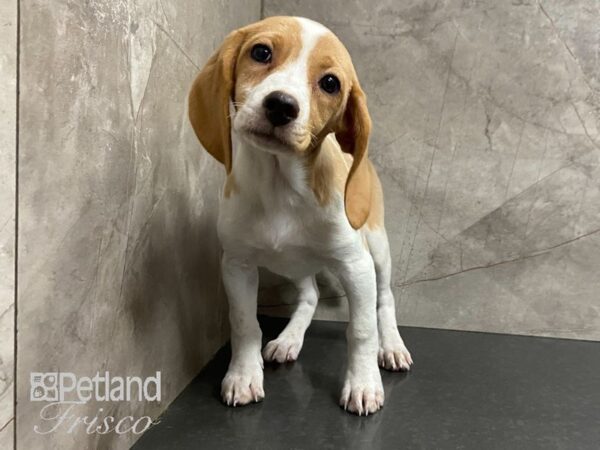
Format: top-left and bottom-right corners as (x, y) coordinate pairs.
(378, 345), (412, 371)
(262, 334), (303, 363)
(340, 369), (384, 416)
(221, 364), (264, 407)
(378, 328), (413, 371)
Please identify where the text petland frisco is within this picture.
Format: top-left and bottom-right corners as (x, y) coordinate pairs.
(30, 371), (161, 435)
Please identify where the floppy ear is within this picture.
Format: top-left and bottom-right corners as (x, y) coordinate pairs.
(335, 82), (373, 229)
(188, 30), (245, 173)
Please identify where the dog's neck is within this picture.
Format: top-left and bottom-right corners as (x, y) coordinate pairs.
(232, 135), (316, 205)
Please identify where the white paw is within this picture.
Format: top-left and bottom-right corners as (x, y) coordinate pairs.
(378, 345), (413, 371)
(221, 364), (264, 407)
(378, 329), (413, 371)
(340, 369), (384, 416)
(262, 334), (303, 363)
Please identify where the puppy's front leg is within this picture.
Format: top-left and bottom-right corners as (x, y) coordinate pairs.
(335, 249), (384, 415)
(221, 253), (264, 406)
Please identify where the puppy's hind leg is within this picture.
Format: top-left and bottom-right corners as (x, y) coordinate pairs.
(366, 227), (413, 371)
(262, 276), (318, 363)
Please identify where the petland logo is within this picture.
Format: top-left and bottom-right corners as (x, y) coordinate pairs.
(30, 371), (161, 435)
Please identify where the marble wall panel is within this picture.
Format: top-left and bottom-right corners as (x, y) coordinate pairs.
(17, 1), (260, 448)
(0, 0), (16, 447)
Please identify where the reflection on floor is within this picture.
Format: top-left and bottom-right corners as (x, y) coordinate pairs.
(134, 316), (600, 450)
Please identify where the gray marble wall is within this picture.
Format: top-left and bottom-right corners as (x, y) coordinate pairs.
(17, 1), (259, 449)
(0, 1), (16, 448)
(263, 0), (600, 340)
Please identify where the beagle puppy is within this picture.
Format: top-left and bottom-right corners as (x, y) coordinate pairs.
(188, 16), (412, 415)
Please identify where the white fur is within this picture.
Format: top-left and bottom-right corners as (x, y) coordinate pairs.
(217, 17), (411, 415)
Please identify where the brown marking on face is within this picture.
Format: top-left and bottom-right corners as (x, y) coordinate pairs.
(306, 33), (354, 147)
(233, 17), (303, 106)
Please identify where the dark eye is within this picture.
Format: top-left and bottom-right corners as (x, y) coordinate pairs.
(251, 44), (272, 63)
(319, 74), (341, 94)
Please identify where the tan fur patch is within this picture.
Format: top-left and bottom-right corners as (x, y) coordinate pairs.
(308, 134), (384, 230)
(233, 17), (303, 105)
(307, 135), (343, 205)
(306, 33), (354, 144)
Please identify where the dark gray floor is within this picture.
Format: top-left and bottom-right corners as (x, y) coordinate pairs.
(134, 316), (600, 450)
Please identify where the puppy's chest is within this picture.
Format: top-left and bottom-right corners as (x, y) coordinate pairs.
(247, 206), (317, 255)
(221, 196), (334, 274)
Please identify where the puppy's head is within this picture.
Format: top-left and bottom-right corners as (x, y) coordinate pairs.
(189, 16), (372, 228)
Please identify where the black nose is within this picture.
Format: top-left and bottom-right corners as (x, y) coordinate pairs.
(263, 91), (299, 127)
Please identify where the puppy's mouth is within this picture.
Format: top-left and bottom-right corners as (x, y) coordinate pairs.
(242, 127), (295, 151)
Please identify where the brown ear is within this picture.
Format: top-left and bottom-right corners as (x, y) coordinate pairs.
(188, 30), (245, 173)
(335, 82), (373, 229)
